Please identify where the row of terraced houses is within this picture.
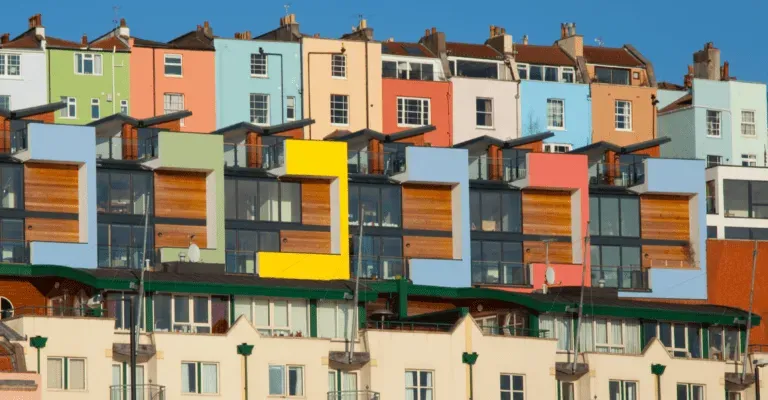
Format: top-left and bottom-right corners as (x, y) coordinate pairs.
(0, 12), (767, 400)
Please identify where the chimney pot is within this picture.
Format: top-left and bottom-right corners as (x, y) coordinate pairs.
(522, 35), (528, 45)
(245, 31), (251, 40)
(313, 33), (320, 38)
(560, 23), (566, 39)
(81, 34), (88, 46)
(722, 61), (730, 81)
(431, 27), (437, 34)
(204, 21), (210, 29)
(424, 29), (430, 37)
(120, 18), (127, 28)
(0, 33), (8, 44)
(490, 25), (496, 39)
(360, 19), (367, 29)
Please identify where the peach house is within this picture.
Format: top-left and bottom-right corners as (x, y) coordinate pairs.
(129, 22), (216, 132)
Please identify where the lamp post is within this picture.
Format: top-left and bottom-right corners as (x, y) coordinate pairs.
(651, 363), (666, 400)
(462, 352), (479, 400)
(29, 336), (47, 374)
(237, 343), (254, 400)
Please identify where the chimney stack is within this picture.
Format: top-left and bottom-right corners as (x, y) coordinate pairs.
(522, 35), (528, 45)
(0, 33), (9, 45)
(485, 25), (514, 54)
(341, 18), (374, 41)
(693, 42), (721, 80)
(721, 61), (730, 81)
(556, 22), (583, 58)
(243, 31), (251, 40)
(684, 65), (694, 89)
(560, 23), (566, 39)
(81, 34), (88, 46)
(419, 27), (451, 78)
(28, 14), (42, 28)
(201, 21), (213, 38)
(118, 18), (130, 40)
(490, 25), (496, 39)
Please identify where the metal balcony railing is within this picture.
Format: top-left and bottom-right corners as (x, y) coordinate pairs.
(327, 390), (381, 400)
(110, 384), (166, 400)
(480, 325), (549, 338)
(471, 261), (530, 286)
(347, 150), (407, 175)
(468, 156), (526, 182)
(97, 246), (155, 269)
(96, 136), (158, 161)
(224, 143), (284, 169)
(365, 320), (454, 332)
(590, 266), (649, 291)
(225, 250), (258, 274)
(8, 306), (109, 319)
(350, 255), (406, 280)
(589, 162), (644, 187)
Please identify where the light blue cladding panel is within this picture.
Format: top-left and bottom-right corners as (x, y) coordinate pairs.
(24, 123), (97, 268)
(658, 108), (697, 160)
(215, 38), (302, 128)
(691, 79), (733, 163)
(520, 81), (591, 148)
(392, 146), (470, 287)
(626, 158), (707, 300)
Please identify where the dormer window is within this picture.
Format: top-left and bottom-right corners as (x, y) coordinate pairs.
(449, 59), (499, 79)
(595, 67), (630, 85)
(517, 64), (575, 83)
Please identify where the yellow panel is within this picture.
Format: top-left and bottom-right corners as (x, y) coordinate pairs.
(265, 139), (350, 280)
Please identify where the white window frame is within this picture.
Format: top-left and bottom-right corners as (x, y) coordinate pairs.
(286, 96), (296, 121)
(500, 373), (525, 399)
(237, 297), (308, 337)
(677, 383), (705, 400)
(249, 93), (270, 125)
(120, 100), (128, 115)
(706, 110), (721, 137)
(163, 93), (184, 126)
(741, 154), (757, 167)
(250, 53), (268, 77)
(330, 94), (349, 126)
(547, 98), (565, 129)
(269, 364), (304, 397)
(741, 110), (756, 136)
(594, 318), (625, 353)
(316, 299), (353, 340)
(476, 97), (494, 129)
(561, 67), (575, 83)
(544, 143), (573, 153)
(517, 63), (529, 80)
(656, 322), (697, 358)
(181, 361), (219, 394)
(609, 380), (638, 400)
(74, 53), (102, 76)
(332, 54), (347, 79)
(0, 95), (10, 111)
(47, 356), (87, 391)
(615, 100), (632, 131)
(405, 370), (434, 400)
(90, 98), (100, 120)
(164, 54), (183, 77)
(0, 53), (21, 77)
(60, 97), (77, 119)
(166, 294), (212, 334)
(517, 63), (575, 83)
(397, 97), (430, 127)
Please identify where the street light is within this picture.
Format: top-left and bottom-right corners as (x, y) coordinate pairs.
(754, 359), (768, 400)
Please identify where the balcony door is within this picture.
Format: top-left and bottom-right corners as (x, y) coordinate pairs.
(111, 363), (145, 400)
(328, 370), (358, 400)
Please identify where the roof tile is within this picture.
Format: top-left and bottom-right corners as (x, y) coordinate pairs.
(446, 42), (502, 60)
(584, 45), (644, 68)
(382, 42), (435, 58)
(514, 44), (575, 66)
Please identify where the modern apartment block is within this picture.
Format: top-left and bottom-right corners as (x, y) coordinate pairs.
(658, 43), (768, 167)
(705, 164), (768, 240)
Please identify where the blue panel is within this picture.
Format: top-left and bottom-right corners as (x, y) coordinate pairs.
(519, 81), (591, 148)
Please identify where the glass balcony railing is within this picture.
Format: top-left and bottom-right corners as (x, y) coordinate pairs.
(97, 246), (155, 269)
(8, 306), (109, 319)
(327, 391), (380, 400)
(347, 150), (406, 175)
(9, 128), (27, 153)
(110, 384), (166, 400)
(225, 250), (258, 274)
(0, 240), (28, 264)
(468, 157), (526, 182)
(590, 266), (648, 291)
(471, 261), (530, 286)
(350, 255), (406, 280)
(96, 136), (158, 161)
(588, 162), (644, 187)
(480, 325), (550, 338)
(365, 320), (454, 332)
(224, 143), (284, 169)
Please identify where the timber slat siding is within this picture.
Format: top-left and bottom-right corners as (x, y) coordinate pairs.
(301, 180), (331, 226)
(642, 244), (692, 268)
(155, 224), (207, 248)
(280, 230), (331, 254)
(403, 236), (453, 260)
(523, 241), (572, 264)
(522, 190), (571, 236)
(640, 195), (690, 241)
(402, 185), (452, 232)
(154, 171), (207, 220)
(24, 163), (79, 214)
(26, 218), (79, 243)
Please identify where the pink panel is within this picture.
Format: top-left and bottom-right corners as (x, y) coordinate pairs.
(492, 263), (585, 294)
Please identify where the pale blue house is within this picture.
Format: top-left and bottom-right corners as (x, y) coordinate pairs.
(214, 31), (302, 128)
(516, 44), (591, 151)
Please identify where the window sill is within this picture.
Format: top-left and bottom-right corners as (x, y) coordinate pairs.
(547, 126), (566, 131)
(615, 129), (634, 133)
(331, 123), (349, 127)
(706, 135), (722, 139)
(250, 74), (269, 79)
(165, 74), (184, 79)
(332, 76), (348, 80)
(742, 135), (758, 139)
(181, 392), (221, 396)
(397, 123), (429, 128)
(0, 75), (23, 80)
(476, 126), (495, 130)
(74, 73), (104, 77)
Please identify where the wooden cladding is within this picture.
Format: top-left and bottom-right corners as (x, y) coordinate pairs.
(301, 180), (331, 226)
(522, 190), (571, 236)
(403, 236), (453, 260)
(280, 230), (331, 254)
(642, 244), (693, 269)
(402, 185), (452, 232)
(640, 195), (690, 241)
(24, 163), (79, 214)
(155, 224), (207, 248)
(522, 241), (572, 264)
(25, 218), (79, 243)
(154, 171), (207, 220)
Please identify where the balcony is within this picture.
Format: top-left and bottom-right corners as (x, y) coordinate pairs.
(225, 250), (257, 274)
(590, 266), (648, 291)
(9, 306), (109, 318)
(365, 320), (453, 332)
(468, 156), (526, 182)
(6, 128), (28, 154)
(328, 390), (380, 400)
(224, 142), (284, 170)
(96, 136), (158, 162)
(480, 325), (549, 338)
(350, 255), (406, 280)
(98, 246), (155, 269)
(0, 240), (28, 264)
(110, 384), (166, 400)
(588, 162), (644, 187)
(471, 261), (530, 286)
(347, 150), (406, 175)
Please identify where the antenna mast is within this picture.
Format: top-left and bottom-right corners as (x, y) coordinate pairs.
(112, 6), (121, 29)
(742, 240), (758, 382)
(572, 221), (590, 373)
(348, 205), (364, 364)
(135, 195), (150, 361)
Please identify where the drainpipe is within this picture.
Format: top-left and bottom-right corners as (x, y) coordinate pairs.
(461, 352), (479, 400)
(307, 48), (346, 140)
(364, 40), (370, 129)
(651, 363), (666, 400)
(259, 48), (284, 123)
(152, 48), (156, 116)
(651, 94), (659, 139)
(112, 46), (117, 114)
(29, 336), (48, 374)
(237, 343), (254, 400)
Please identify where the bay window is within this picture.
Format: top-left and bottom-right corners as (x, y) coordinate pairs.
(234, 297), (308, 337)
(709, 326), (741, 361)
(644, 322), (703, 358)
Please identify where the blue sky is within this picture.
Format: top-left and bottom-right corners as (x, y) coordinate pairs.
(2, 0), (765, 85)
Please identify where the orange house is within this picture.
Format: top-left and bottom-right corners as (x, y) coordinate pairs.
(129, 22), (216, 132)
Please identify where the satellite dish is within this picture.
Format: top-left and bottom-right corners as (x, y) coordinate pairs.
(86, 293), (103, 308)
(187, 243), (201, 263)
(545, 266), (556, 285)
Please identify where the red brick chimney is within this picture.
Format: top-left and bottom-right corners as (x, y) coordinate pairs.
(28, 14), (42, 28)
(81, 34), (88, 46)
(721, 61), (730, 81)
(684, 65), (694, 89)
(0, 33), (9, 45)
